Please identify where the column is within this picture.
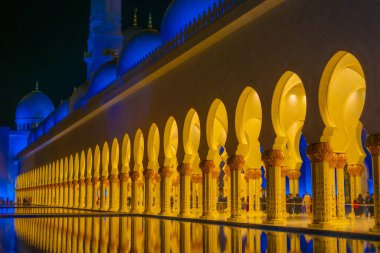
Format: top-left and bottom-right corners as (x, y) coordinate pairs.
(79, 178), (86, 209)
(224, 166), (231, 213)
(85, 178), (93, 209)
(287, 170), (301, 195)
(262, 150), (285, 224)
(119, 173), (129, 212)
(228, 155), (245, 221)
(246, 168), (261, 218)
(329, 153), (337, 220)
(129, 171), (140, 213)
(336, 153), (347, 220)
(92, 177), (100, 210)
(100, 176), (109, 211)
(63, 182), (69, 207)
(143, 169), (155, 214)
(159, 166), (173, 215)
(200, 160), (216, 219)
(306, 142), (334, 228)
(73, 180), (79, 208)
(178, 163), (192, 217)
(281, 166), (287, 216)
(59, 182), (64, 207)
(366, 134), (380, 232)
(109, 174), (120, 212)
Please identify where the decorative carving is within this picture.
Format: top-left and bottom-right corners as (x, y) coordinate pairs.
(199, 160), (216, 174)
(281, 166), (288, 177)
(158, 166), (173, 178)
(110, 174), (119, 182)
(227, 155), (245, 171)
(335, 153), (347, 169)
(306, 142), (332, 163)
(287, 169), (301, 180)
(177, 163), (192, 176)
(119, 173), (129, 182)
(328, 152), (338, 169)
(84, 178), (92, 184)
(366, 134), (380, 157)
(129, 171), (140, 180)
(347, 164), (364, 176)
(191, 174), (202, 183)
(143, 169), (155, 179)
(245, 168), (261, 179)
(262, 150), (284, 168)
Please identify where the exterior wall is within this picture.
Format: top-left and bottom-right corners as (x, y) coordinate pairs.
(0, 127), (9, 198)
(19, 0), (380, 173)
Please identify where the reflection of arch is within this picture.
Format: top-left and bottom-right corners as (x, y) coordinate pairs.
(102, 142), (110, 177)
(133, 129), (144, 172)
(235, 87), (262, 168)
(80, 151), (86, 179)
(319, 51), (366, 164)
(164, 117), (178, 167)
(94, 145), (101, 178)
(121, 134), (131, 173)
(183, 109), (201, 172)
(148, 123), (160, 171)
(206, 99), (228, 163)
(272, 72), (306, 170)
(87, 148), (93, 178)
(111, 138), (120, 174)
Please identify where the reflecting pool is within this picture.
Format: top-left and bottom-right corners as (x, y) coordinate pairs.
(0, 210), (379, 252)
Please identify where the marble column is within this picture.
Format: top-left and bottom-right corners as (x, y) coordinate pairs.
(143, 169), (155, 214)
(366, 134), (380, 232)
(246, 168), (261, 218)
(200, 160), (217, 219)
(178, 163), (192, 217)
(328, 153), (338, 220)
(262, 150), (285, 224)
(59, 183), (64, 207)
(281, 166), (287, 216)
(119, 173), (129, 212)
(228, 155), (245, 221)
(92, 177), (100, 210)
(85, 178), (93, 209)
(79, 178), (86, 209)
(109, 174), (120, 212)
(73, 180), (79, 208)
(63, 182), (69, 207)
(129, 171), (140, 213)
(336, 153), (347, 220)
(68, 182), (73, 208)
(100, 176), (110, 211)
(159, 166), (173, 216)
(306, 142), (334, 228)
(287, 170), (301, 195)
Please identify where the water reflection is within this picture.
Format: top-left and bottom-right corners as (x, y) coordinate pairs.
(13, 216), (378, 252)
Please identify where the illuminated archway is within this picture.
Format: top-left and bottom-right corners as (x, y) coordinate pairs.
(79, 150), (86, 208)
(148, 123), (160, 171)
(93, 145), (101, 209)
(101, 141), (110, 210)
(64, 157), (69, 207)
(131, 129), (144, 213)
(110, 138), (120, 211)
(86, 148), (93, 209)
(147, 123), (160, 213)
(120, 134), (132, 212)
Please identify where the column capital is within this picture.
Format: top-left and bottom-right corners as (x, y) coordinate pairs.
(100, 176), (109, 183)
(110, 174), (119, 182)
(227, 155), (245, 171)
(366, 134), (380, 157)
(129, 171), (140, 180)
(199, 160), (216, 174)
(119, 173), (129, 182)
(84, 178), (92, 184)
(92, 177), (99, 184)
(262, 150), (284, 168)
(158, 166), (173, 178)
(191, 174), (202, 183)
(347, 164), (364, 176)
(177, 163), (192, 176)
(245, 168), (261, 179)
(328, 152), (338, 169)
(336, 153), (347, 169)
(306, 142), (332, 163)
(143, 169), (155, 179)
(287, 169), (301, 180)
(281, 166), (288, 177)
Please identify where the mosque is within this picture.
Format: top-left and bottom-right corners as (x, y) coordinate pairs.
(8, 0), (380, 231)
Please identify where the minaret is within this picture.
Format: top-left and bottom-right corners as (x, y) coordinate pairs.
(85, 0), (123, 80)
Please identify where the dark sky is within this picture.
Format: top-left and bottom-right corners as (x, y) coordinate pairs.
(0, 0), (171, 128)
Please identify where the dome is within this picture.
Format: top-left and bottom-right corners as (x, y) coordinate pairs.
(161, 0), (218, 42)
(15, 90), (55, 131)
(122, 26), (142, 44)
(119, 29), (162, 74)
(69, 82), (89, 112)
(54, 99), (69, 124)
(87, 61), (118, 98)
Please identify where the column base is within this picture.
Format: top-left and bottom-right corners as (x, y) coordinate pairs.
(178, 213), (192, 218)
(144, 210), (155, 215)
(79, 205), (86, 209)
(159, 212), (172, 216)
(308, 222), (334, 228)
(264, 219), (286, 225)
(334, 217), (349, 226)
(130, 209), (142, 214)
(369, 227), (380, 233)
(109, 208), (119, 212)
(119, 208), (129, 213)
(228, 216), (245, 222)
(200, 214), (216, 220)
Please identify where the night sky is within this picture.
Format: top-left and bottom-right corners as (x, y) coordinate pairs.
(0, 0), (171, 127)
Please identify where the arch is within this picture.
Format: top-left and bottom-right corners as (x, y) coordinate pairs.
(235, 87), (262, 168)
(183, 108), (201, 173)
(59, 159), (64, 183)
(121, 134), (131, 173)
(80, 151), (86, 179)
(272, 71), (306, 170)
(74, 153), (80, 180)
(164, 116), (179, 167)
(147, 123), (160, 171)
(111, 138), (120, 175)
(64, 157), (69, 183)
(55, 160), (60, 183)
(133, 129), (144, 172)
(69, 155), (74, 181)
(94, 145), (101, 178)
(51, 162), (56, 184)
(319, 51), (366, 164)
(102, 141), (110, 177)
(206, 99), (228, 163)
(87, 148), (93, 178)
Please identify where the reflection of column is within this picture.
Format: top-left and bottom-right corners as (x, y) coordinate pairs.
(267, 232), (287, 253)
(160, 220), (172, 252)
(337, 238), (347, 253)
(79, 178), (86, 209)
(85, 178), (93, 209)
(289, 234), (300, 253)
(200, 160), (216, 219)
(178, 163), (192, 217)
(180, 222), (191, 253)
(129, 171), (140, 213)
(143, 169), (155, 214)
(230, 227), (242, 252)
(119, 217), (131, 252)
(84, 217), (92, 253)
(78, 217), (85, 252)
(100, 176), (110, 211)
(67, 218), (73, 253)
(92, 217), (100, 253)
(228, 156), (245, 221)
(100, 218), (109, 253)
(63, 182), (69, 207)
(92, 177), (100, 210)
(313, 237), (337, 252)
(306, 143), (333, 228)
(109, 217), (119, 253)
(110, 174), (120, 212)
(367, 134), (380, 232)
(203, 225), (217, 253)
(119, 173), (129, 212)
(72, 218), (79, 253)
(159, 166), (173, 215)
(336, 153), (347, 220)
(262, 150), (285, 224)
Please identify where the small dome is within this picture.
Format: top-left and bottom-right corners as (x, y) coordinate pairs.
(69, 82), (89, 112)
(161, 0), (218, 42)
(15, 90), (55, 131)
(87, 61), (117, 98)
(119, 29), (162, 74)
(122, 27), (142, 44)
(54, 99), (69, 124)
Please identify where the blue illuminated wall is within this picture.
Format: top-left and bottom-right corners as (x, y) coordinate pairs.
(0, 127), (10, 199)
